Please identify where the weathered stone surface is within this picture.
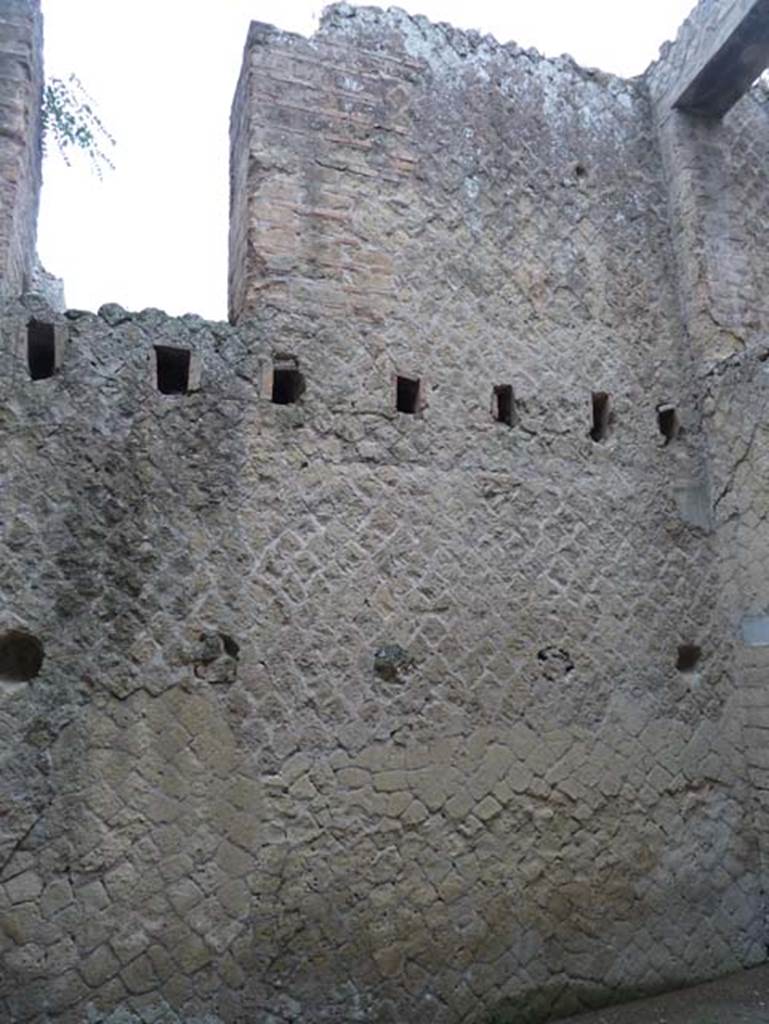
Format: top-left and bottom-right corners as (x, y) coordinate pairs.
(1, 0), (769, 1022)
(373, 643), (414, 681)
(30, 255), (65, 311)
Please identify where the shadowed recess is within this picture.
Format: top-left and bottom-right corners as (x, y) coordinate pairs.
(155, 345), (191, 395)
(590, 391), (611, 442)
(0, 630), (44, 681)
(657, 404), (678, 444)
(396, 375), (420, 414)
(272, 366), (305, 405)
(493, 384), (514, 426)
(677, 644), (702, 672)
(27, 319), (55, 380)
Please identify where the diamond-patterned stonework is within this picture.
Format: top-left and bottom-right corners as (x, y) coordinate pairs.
(2, 0), (769, 1022)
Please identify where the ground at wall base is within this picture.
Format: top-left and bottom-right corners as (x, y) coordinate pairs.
(556, 964), (769, 1024)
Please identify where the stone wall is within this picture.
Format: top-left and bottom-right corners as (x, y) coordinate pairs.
(0, 276), (762, 1022)
(2, 1), (769, 1023)
(0, 0), (41, 301)
(648, 0), (769, 904)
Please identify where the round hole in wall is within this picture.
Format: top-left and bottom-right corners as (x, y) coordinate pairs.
(676, 644), (701, 673)
(575, 163), (588, 179)
(0, 630), (44, 682)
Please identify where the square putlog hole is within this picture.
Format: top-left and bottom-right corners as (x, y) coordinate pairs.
(272, 367), (305, 405)
(155, 346), (191, 395)
(396, 375), (421, 415)
(590, 391), (611, 442)
(676, 644), (702, 672)
(657, 403), (678, 445)
(493, 385), (514, 426)
(27, 320), (56, 380)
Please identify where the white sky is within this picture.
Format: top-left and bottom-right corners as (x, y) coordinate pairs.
(38, 0), (695, 321)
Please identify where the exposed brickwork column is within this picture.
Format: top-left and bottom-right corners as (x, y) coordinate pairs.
(227, 15), (418, 325)
(0, 0), (42, 301)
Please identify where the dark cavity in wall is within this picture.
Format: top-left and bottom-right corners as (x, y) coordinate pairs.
(193, 631), (240, 685)
(538, 647), (574, 681)
(220, 633), (240, 658)
(374, 644), (414, 682)
(657, 404), (678, 444)
(493, 385), (514, 426)
(396, 376), (421, 414)
(0, 630), (44, 681)
(155, 346), (191, 395)
(27, 319), (55, 380)
(677, 644), (702, 672)
(590, 392), (611, 442)
(272, 366), (305, 405)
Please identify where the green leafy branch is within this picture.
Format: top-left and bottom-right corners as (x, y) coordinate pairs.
(41, 74), (115, 178)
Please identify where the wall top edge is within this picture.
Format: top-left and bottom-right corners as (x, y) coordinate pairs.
(244, 2), (645, 93)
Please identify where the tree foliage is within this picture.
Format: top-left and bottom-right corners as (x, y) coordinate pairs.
(41, 74), (115, 177)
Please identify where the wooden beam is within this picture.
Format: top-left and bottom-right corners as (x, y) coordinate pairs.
(674, 0), (769, 117)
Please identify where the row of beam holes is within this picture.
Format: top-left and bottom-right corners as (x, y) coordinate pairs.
(591, 391), (679, 444)
(154, 346), (307, 403)
(95, 352), (682, 444)
(15, 325), (705, 684)
(0, 631), (701, 684)
(25, 323), (304, 404)
(26, 325), (681, 441)
(399, 377), (679, 443)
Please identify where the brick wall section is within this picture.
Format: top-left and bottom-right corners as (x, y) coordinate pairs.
(228, 15), (415, 325)
(227, 31), (253, 325)
(0, 0), (41, 301)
